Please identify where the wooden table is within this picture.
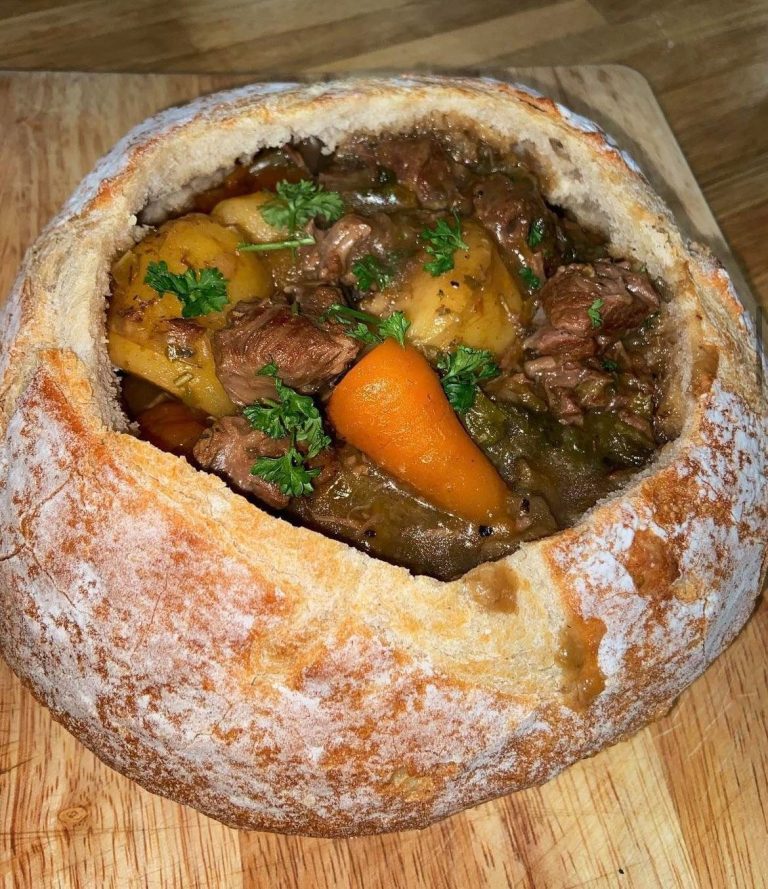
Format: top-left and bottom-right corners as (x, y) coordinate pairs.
(0, 67), (766, 889)
(0, 0), (763, 300)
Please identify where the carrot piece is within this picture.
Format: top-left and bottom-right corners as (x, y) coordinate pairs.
(327, 339), (511, 525)
(137, 401), (208, 457)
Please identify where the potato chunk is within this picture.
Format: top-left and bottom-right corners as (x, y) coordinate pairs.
(108, 214), (272, 416)
(378, 221), (525, 356)
(211, 191), (288, 244)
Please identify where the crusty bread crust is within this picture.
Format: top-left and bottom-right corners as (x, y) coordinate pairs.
(0, 77), (765, 836)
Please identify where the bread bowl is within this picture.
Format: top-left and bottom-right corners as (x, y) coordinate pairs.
(0, 74), (765, 838)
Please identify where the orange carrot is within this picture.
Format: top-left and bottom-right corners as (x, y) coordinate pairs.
(137, 401), (208, 457)
(327, 339), (511, 525)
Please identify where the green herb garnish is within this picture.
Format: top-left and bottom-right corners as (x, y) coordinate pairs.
(420, 212), (468, 277)
(352, 254), (394, 292)
(260, 179), (344, 235)
(250, 448), (320, 498)
(519, 266), (541, 290)
(243, 363), (331, 458)
(237, 237), (315, 252)
(244, 363), (332, 498)
(437, 345), (501, 413)
(602, 358), (619, 372)
(588, 298), (604, 328)
(322, 304), (410, 347)
(528, 218), (546, 248)
(144, 260), (228, 318)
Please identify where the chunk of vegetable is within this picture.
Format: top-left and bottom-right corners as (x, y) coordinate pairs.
(211, 191), (289, 244)
(108, 214), (271, 416)
(136, 401), (209, 457)
(383, 220), (525, 356)
(109, 331), (235, 417)
(327, 339), (512, 524)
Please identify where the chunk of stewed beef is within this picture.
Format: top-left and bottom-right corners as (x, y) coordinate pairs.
(296, 214), (373, 282)
(523, 356), (616, 425)
(193, 416), (292, 509)
(341, 136), (468, 211)
(288, 284), (346, 318)
(193, 415), (338, 510)
(523, 326), (598, 361)
(541, 260), (659, 337)
(212, 300), (359, 405)
(472, 173), (564, 274)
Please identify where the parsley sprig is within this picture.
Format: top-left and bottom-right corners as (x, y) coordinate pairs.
(261, 180), (344, 236)
(144, 260), (228, 318)
(519, 266), (541, 291)
(237, 180), (345, 254)
(528, 218), (546, 248)
(251, 448), (319, 498)
(437, 345), (501, 413)
(588, 298), (604, 328)
(243, 363), (330, 458)
(352, 254), (393, 292)
(244, 363), (331, 497)
(420, 213), (468, 276)
(322, 304), (410, 347)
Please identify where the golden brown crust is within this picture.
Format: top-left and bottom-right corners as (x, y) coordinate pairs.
(0, 77), (766, 836)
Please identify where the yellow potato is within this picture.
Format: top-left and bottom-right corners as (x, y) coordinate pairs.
(211, 191), (288, 244)
(109, 331), (235, 417)
(109, 213), (272, 330)
(108, 214), (271, 416)
(387, 221), (525, 356)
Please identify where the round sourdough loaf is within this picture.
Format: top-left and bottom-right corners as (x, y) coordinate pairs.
(0, 77), (766, 836)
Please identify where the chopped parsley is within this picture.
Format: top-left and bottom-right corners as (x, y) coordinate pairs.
(322, 304), (410, 347)
(352, 254), (394, 292)
(602, 358), (619, 372)
(260, 179), (344, 235)
(519, 266), (541, 290)
(243, 363), (330, 458)
(421, 213), (468, 277)
(437, 345), (501, 413)
(588, 298), (604, 328)
(144, 260), (228, 318)
(528, 218), (546, 248)
(244, 363), (331, 497)
(251, 448), (320, 498)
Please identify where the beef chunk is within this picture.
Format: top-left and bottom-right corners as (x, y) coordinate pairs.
(319, 162), (380, 194)
(523, 259), (660, 383)
(523, 326), (597, 361)
(212, 300), (359, 405)
(289, 284), (346, 318)
(369, 137), (468, 210)
(523, 356), (615, 425)
(541, 260), (659, 337)
(472, 173), (564, 273)
(193, 416), (291, 509)
(297, 214), (373, 282)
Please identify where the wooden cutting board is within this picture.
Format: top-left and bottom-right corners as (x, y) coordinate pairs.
(0, 68), (765, 889)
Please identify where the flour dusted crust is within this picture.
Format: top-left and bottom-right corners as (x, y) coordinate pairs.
(0, 77), (766, 836)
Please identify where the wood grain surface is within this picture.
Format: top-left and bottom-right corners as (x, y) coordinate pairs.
(0, 0), (763, 304)
(0, 68), (766, 889)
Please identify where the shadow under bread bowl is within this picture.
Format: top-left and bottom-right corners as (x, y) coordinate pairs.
(0, 77), (766, 837)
